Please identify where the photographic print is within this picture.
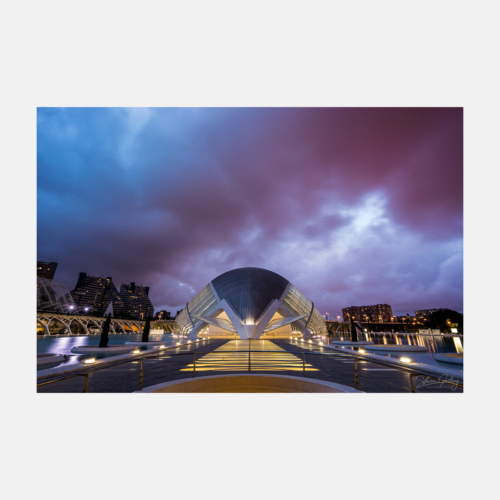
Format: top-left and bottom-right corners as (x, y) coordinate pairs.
(36, 107), (463, 393)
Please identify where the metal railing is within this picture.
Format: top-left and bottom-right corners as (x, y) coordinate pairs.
(37, 345), (463, 393)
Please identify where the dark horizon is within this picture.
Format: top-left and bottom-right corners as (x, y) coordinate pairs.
(37, 108), (463, 317)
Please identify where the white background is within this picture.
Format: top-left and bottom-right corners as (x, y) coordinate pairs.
(0, 2), (495, 500)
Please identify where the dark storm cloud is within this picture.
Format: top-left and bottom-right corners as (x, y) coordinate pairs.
(37, 107), (463, 316)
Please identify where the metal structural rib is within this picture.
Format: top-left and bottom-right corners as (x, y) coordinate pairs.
(173, 267), (326, 340)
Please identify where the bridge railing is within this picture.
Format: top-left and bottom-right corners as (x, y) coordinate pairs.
(37, 344), (463, 394)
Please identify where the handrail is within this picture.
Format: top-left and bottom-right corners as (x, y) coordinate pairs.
(37, 348), (463, 393)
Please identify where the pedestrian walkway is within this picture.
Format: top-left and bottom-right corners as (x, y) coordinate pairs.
(181, 339), (318, 373)
(37, 338), (462, 393)
(272, 340), (463, 393)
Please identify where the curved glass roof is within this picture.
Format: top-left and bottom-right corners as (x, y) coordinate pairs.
(211, 267), (289, 324)
(173, 267), (325, 338)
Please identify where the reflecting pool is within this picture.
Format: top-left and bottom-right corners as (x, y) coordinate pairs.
(326, 332), (463, 371)
(37, 333), (181, 369)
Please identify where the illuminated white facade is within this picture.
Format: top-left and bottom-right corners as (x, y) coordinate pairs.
(173, 268), (326, 340)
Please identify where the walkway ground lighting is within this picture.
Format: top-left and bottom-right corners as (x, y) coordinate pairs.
(176, 342), (181, 345)
(400, 357), (412, 363)
(84, 358), (96, 364)
(133, 349), (140, 354)
(359, 349), (366, 354)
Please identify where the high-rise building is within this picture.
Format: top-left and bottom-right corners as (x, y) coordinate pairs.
(395, 315), (417, 323)
(37, 261), (58, 281)
(155, 310), (171, 320)
(415, 308), (448, 319)
(342, 304), (394, 322)
(119, 282), (154, 320)
(70, 273), (123, 315)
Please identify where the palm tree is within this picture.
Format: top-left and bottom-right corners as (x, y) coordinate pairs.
(99, 313), (111, 348)
(141, 315), (151, 342)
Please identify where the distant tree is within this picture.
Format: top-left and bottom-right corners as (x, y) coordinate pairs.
(141, 315), (151, 342)
(350, 317), (358, 342)
(428, 309), (463, 334)
(99, 313), (111, 348)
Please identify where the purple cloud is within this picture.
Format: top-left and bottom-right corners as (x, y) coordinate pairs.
(37, 107), (463, 316)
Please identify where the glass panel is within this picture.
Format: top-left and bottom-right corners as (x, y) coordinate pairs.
(193, 315), (236, 333)
(212, 268), (288, 324)
(173, 307), (193, 334)
(188, 284), (218, 329)
(264, 315), (306, 332)
(173, 283), (218, 333)
(282, 284), (313, 327)
(306, 307), (326, 335)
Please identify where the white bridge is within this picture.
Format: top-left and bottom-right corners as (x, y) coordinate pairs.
(36, 312), (174, 336)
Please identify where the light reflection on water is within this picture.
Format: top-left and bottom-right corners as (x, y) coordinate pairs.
(37, 334), (179, 369)
(327, 333), (464, 371)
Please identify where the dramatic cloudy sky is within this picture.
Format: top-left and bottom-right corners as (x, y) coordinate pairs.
(37, 108), (463, 317)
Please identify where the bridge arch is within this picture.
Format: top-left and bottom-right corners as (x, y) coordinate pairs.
(69, 318), (88, 335)
(47, 317), (70, 335)
(114, 322), (126, 334)
(86, 320), (102, 334)
(122, 322), (134, 333)
(37, 320), (49, 336)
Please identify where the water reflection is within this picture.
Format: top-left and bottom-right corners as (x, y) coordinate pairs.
(326, 332), (463, 371)
(37, 334), (180, 369)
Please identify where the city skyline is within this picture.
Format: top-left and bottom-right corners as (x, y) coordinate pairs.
(37, 108), (463, 317)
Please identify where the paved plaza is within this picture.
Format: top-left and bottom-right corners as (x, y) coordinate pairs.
(37, 339), (463, 393)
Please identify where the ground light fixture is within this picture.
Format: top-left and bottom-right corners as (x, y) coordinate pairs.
(133, 349), (140, 354)
(308, 340), (312, 343)
(319, 342), (324, 345)
(400, 357), (412, 363)
(176, 342), (180, 345)
(187, 340), (191, 343)
(358, 349), (366, 354)
(160, 345), (165, 349)
(84, 358), (96, 364)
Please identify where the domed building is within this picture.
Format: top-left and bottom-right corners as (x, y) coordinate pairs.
(173, 267), (325, 339)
